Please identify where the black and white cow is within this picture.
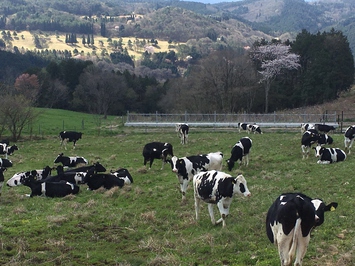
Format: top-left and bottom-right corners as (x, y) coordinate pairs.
(142, 142), (174, 170)
(7, 166), (53, 187)
(0, 144), (18, 159)
(301, 129), (320, 159)
(169, 151), (223, 200)
(59, 131), (83, 149)
(0, 167), (6, 195)
(0, 158), (13, 168)
(315, 123), (336, 133)
(42, 165), (87, 184)
(176, 123), (189, 145)
(344, 125), (355, 154)
(226, 137), (252, 171)
(84, 170), (127, 190)
(313, 146), (346, 164)
(54, 153), (88, 168)
(20, 174), (80, 197)
(237, 123), (252, 134)
(301, 123), (315, 134)
(317, 133), (333, 146)
(110, 168), (134, 185)
(251, 124), (262, 134)
(193, 170), (251, 227)
(266, 193), (338, 266)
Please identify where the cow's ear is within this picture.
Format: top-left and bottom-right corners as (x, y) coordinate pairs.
(325, 202), (338, 212)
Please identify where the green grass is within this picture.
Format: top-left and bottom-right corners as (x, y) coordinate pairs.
(0, 108), (354, 265)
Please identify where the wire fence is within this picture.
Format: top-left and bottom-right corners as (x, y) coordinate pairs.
(125, 111), (339, 129)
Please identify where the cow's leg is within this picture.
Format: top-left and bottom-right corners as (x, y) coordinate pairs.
(348, 139), (354, 154)
(294, 235), (310, 266)
(216, 201), (230, 227)
(149, 158), (154, 169)
(245, 154), (249, 166)
(276, 229), (294, 266)
(180, 179), (189, 201)
(0, 182), (3, 196)
(73, 140), (76, 149)
(317, 160), (331, 164)
(194, 196), (201, 221)
(207, 204), (216, 225)
(160, 158), (165, 170)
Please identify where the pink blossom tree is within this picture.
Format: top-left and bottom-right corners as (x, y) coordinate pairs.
(250, 43), (300, 113)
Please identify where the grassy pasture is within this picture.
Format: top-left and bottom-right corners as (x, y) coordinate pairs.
(0, 109), (354, 265)
(5, 30), (178, 59)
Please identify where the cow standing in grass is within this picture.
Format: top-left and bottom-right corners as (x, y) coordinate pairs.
(193, 170), (251, 227)
(59, 131), (83, 149)
(226, 137), (252, 170)
(142, 142), (174, 170)
(266, 193), (338, 266)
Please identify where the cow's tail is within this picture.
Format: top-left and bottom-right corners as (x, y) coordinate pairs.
(288, 218), (301, 260)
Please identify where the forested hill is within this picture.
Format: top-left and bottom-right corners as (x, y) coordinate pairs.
(1, 0), (355, 52)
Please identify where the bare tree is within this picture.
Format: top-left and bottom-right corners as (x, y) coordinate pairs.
(73, 65), (129, 118)
(250, 43), (300, 113)
(162, 50), (258, 113)
(0, 92), (38, 141)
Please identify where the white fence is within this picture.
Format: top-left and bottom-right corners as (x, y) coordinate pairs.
(124, 111), (339, 129)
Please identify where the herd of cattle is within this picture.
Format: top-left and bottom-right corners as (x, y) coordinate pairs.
(0, 123), (351, 265)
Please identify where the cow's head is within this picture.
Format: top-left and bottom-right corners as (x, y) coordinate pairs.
(311, 198), (338, 227)
(313, 146), (324, 157)
(233, 174), (251, 197)
(226, 159), (235, 171)
(93, 162), (106, 173)
(54, 153), (64, 163)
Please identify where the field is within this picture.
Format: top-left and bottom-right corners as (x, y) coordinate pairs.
(0, 109), (354, 265)
(4, 30), (179, 59)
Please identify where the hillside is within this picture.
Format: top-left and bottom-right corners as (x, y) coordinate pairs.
(2, 30), (178, 60)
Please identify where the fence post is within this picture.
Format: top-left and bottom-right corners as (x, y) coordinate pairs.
(62, 120), (64, 131)
(185, 111), (187, 123)
(126, 111), (130, 123)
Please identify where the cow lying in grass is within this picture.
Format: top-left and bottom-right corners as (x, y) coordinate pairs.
(20, 174), (80, 197)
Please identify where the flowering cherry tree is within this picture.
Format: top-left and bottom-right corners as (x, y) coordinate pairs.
(250, 43), (300, 113)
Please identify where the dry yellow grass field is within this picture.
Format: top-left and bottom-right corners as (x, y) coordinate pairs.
(4, 30), (179, 59)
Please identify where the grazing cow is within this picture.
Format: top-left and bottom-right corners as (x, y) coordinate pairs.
(226, 137), (252, 171)
(20, 175), (80, 197)
(54, 153), (88, 168)
(237, 123), (252, 133)
(301, 129), (319, 159)
(110, 168), (134, 184)
(315, 123), (336, 133)
(266, 193), (338, 266)
(59, 131), (83, 149)
(193, 170), (251, 227)
(251, 124), (262, 134)
(0, 144), (18, 159)
(176, 123), (189, 144)
(0, 167), (6, 195)
(300, 123), (315, 134)
(7, 166), (53, 187)
(344, 125), (355, 154)
(313, 146), (346, 164)
(142, 142), (174, 170)
(169, 151), (223, 200)
(317, 133), (333, 146)
(0, 158), (12, 168)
